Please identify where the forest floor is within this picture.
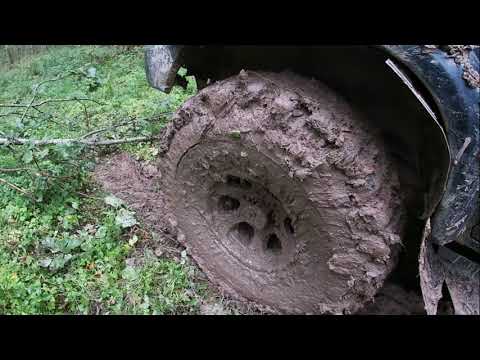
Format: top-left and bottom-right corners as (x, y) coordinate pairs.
(0, 46), (218, 314)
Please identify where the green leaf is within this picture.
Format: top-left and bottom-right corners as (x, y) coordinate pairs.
(229, 130), (241, 140)
(177, 67), (187, 77)
(15, 119), (24, 129)
(180, 250), (187, 265)
(38, 254), (73, 271)
(87, 67), (97, 78)
(38, 257), (53, 268)
(22, 150), (33, 164)
(50, 254), (73, 271)
(121, 266), (138, 281)
(63, 237), (83, 252)
(128, 235), (139, 246)
(37, 148), (49, 160)
(62, 214), (78, 230)
(41, 237), (59, 253)
(115, 209), (137, 228)
(104, 195), (124, 209)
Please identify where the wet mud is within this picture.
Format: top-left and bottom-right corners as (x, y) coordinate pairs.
(96, 71), (408, 314)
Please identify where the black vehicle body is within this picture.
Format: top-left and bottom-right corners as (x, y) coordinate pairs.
(144, 45), (479, 314)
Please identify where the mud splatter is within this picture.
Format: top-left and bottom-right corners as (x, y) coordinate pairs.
(424, 45), (480, 88)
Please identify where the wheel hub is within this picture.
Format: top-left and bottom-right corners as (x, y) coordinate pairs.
(207, 174), (297, 272)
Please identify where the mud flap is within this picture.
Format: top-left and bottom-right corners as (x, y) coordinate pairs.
(144, 45), (184, 93)
(419, 219), (445, 314)
(439, 246), (480, 314)
(419, 219), (480, 315)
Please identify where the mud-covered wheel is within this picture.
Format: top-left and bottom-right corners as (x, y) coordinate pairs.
(160, 71), (405, 314)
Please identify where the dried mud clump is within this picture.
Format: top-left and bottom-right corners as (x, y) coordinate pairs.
(424, 45), (480, 88)
(95, 71), (406, 314)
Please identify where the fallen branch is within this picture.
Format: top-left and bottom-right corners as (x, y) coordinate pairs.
(34, 73), (72, 90)
(0, 177), (36, 201)
(0, 111), (39, 119)
(81, 113), (172, 139)
(0, 112), (172, 147)
(0, 135), (161, 147)
(0, 97), (105, 109)
(0, 167), (62, 181)
(0, 167), (30, 173)
(18, 73), (74, 124)
(77, 191), (104, 200)
(80, 117), (139, 139)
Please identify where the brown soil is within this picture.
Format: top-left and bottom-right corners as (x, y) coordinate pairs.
(95, 70), (407, 314)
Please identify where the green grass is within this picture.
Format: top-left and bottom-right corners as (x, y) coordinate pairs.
(0, 45), (202, 314)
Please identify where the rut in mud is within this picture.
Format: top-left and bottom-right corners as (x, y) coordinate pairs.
(96, 70), (407, 314)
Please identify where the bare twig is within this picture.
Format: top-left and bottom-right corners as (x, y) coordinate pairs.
(0, 97), (105, 109)
(0, 166), (57, 182)
(0, 167), (30, 173)
(0, 135), (161, 147)
(31, 152), (44, 174)
(80, 117), (138, 139)
(156, 244), (183, 254)
(18, 74), (73, 124)
(20, 85), (41, 123)
(80, 114), (171, 139)
(35, 73), (72, 89)
(76, 191), (104, 201)
(82, 102), (90, 130)
(0, 177), (36, 201)
(0, 111), (39, 119)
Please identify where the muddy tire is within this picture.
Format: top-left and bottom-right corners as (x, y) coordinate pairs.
(159, 71), (405, 314)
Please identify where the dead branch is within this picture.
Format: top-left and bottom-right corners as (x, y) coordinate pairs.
(0, 135), (161, 147)
(18, 74), (74, 124)
(0, 112), (172, 148)
(77, 191), (104, 200)
(0, 167), (30, 173)
(0, 167), (59, 181)
(81, 113), (172, 139)
(0, 111), (39, 119)
(80, 118), (139, 139)
(0, 97), (105, 109)
(0, 177), (36, 201)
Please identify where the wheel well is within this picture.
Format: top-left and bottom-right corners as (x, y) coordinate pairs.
(181, 45), (451, 289)
(185, 46), (447, 213)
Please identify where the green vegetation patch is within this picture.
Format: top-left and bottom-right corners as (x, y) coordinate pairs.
(0, 45), (203, 314)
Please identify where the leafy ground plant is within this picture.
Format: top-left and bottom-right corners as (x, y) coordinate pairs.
(0, 45), (205, 314)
